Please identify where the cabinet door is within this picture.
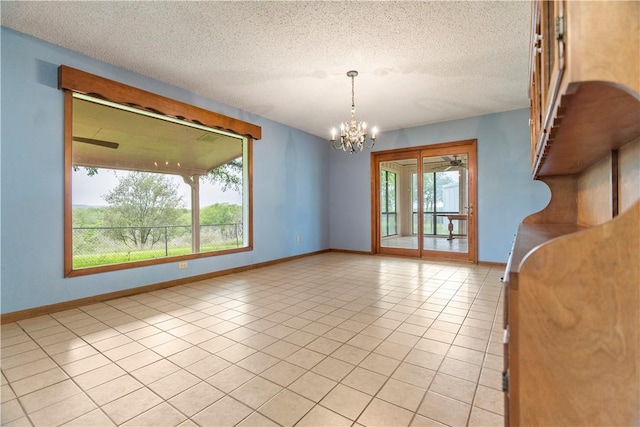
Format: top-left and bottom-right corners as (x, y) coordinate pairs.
(540, 0), (565, 132)
(529, 1), (543, 165)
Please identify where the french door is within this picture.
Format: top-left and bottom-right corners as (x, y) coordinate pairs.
(372, 139), (477, 262)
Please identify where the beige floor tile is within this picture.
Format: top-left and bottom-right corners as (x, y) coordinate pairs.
(297, 404), (352, 427)
(373, 341), (412, 360)
(102, 341), (146, 361)
(231, 376), (282, 409)
(138, 331), (178, 349)
(125, 325), (162, 341)
(168, 382), (224, 417)
(18, 379), (81, 413)
(282, 330), (317, 347)
(359, 353), (400, 376)
(237, 351), (280, 374)
(3, 357), (58, 383)
(347, 334), (384, 351)
(1, 348), (48, 370)
(438, 357), (482, 383)
(192, 395), (252, 426)
(42, 337), (88, 356)
(288, 371), (337, 402)
(323, 328), (357, 343)
(361, 325), (394, 340)
(101, 386), (163, 425)
(121, 402), (186, 426)
(414, 338), (451, 356)
(180, 328), (217, 345)
(167, 346), (211, 368)
(116, 349), (163, 372)
(73, 363), (125, 391)
(320, 384), (372, 421)
(306, 336), (342, 355)
(423, 328), (457, 344)
(386, 331), (420, 347)
(473, 384), (504, 415)
(0, 341), (39, 359)
(152, 338), (192, 357)
(260, 361), (306, 387)
(376, 378), (426, 412)
(341, 367), (388, 396)
(86, 374), (143, 406)
(242, 332), (280, 350)
(1, 384), (16, 402)
(10, 367), (69, 397)
(62, 354), (111, 377)
(446, 345), (485, 366)
(2, 255), (507, 427)
(483, 353), (503, 371)
(29, 392), (96, 426)
(468, 405), (504, 427)
(479, 367), (502, 391)
(131, 359), (179, 385)
(417, 392), (471, 426)
(286, 348), (325, 370)
(312, 357), (355, 382)
(358, 398), (415, 427)
(148, 369), (200, 400)
(1, 399), (26, 424)
(263, 324), (296, 339)
(216, 342), (257, 363)
(207, 365), (255, 393)
(92, 334), (133, 352)
(258, 389), (314, 426)
(236, 411), (280, 427)
(184, 354), (231, 379)
(405, 349), (444, 371)
(429, 372), (476, 404)
(452, 334), (488, 352)
(63, 408), (116, 426)
(262, 340), (300, 359)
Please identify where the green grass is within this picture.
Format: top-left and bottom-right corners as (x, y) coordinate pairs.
(73, 243), (240, 269)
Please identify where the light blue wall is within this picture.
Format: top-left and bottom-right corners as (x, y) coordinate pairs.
(329, 110), (550, 262)
(0, 28), (330, 314)
(1, 26), (549, 315)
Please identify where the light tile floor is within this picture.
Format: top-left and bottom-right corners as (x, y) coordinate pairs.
(1, 253), (505, 426)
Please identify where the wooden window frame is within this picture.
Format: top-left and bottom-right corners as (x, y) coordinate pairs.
(60, 66), (261, 277)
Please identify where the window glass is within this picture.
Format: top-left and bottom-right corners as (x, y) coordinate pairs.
(70, 94), (249, 271)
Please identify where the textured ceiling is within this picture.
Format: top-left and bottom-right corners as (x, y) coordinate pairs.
(2, 1), (531, 138)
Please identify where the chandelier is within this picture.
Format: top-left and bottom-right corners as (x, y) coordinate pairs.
(330, 70), (377, 153)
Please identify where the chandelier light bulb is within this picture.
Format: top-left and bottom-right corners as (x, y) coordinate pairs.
(329, 70), (378, 154)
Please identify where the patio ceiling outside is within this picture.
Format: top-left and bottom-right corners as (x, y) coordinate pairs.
(72, 96), (243, 177)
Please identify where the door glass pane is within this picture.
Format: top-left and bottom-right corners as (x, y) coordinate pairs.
(380, 159), (417, 249)
(422, 154), (468, 253)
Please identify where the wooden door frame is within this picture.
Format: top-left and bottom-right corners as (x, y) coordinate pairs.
(371, 139), (478, 263)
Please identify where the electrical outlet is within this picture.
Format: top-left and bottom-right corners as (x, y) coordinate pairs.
(295, 235), (300, 243)
(178, 262), (188, 269)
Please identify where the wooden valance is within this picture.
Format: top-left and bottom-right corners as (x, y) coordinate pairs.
(58, 65), (261, 140)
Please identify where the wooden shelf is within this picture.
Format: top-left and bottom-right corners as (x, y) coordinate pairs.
(534, 82), (640, 177)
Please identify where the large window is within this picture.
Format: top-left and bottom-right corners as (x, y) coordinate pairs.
(380, 169), (397, 237)
(61, 66), (260, 276)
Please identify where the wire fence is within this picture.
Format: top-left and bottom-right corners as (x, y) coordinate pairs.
(72, 223), (243, 268)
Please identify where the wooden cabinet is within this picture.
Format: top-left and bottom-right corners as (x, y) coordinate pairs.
(506, 1), (639, 425)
